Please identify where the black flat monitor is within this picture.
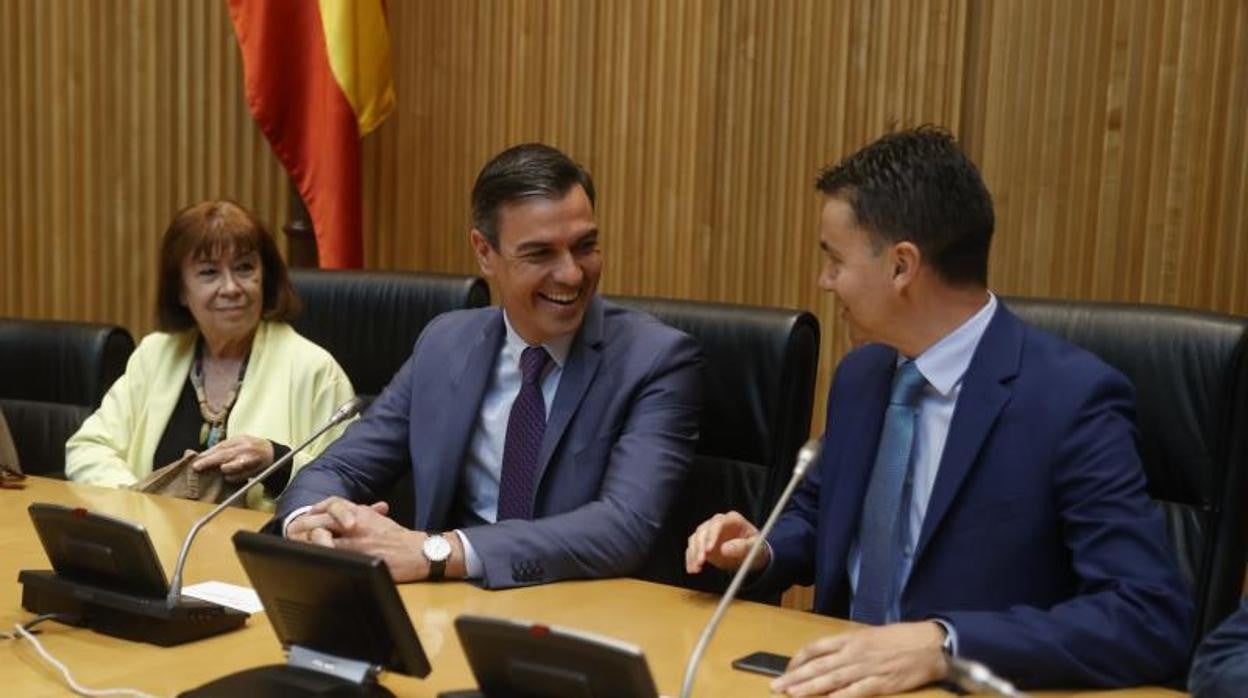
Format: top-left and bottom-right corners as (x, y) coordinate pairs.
(454, 614), (659, 698)
(231, 530), (431, 679)
(27, 502), (168, 598)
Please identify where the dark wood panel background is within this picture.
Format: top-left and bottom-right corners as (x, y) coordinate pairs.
(1, 0), (289, 333)
(5, 0), (1243, 369)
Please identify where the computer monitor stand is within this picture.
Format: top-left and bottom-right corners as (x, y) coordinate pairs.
(180, 645), (393, 698)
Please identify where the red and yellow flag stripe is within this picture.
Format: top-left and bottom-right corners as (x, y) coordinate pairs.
(228, 0), (395, 269)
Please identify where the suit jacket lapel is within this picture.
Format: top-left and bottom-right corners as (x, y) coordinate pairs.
(826, 348), (894, 536)
(534, 296), (604, 496)
(417, 310), (503, 530)
(912, 305), (1022, 562)
(817, 347), (894, 611)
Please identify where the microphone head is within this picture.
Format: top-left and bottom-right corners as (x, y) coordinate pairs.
(947, 656), (987, 684)
(794, 438), (822, 477)
(331, 397), (367, 424)
(948, 657), (1024, 697)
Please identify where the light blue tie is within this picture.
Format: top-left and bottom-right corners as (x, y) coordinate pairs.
(852, 360), (927, 625)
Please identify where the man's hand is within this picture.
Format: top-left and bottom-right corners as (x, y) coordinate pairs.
(770, 622), (949, 697)
(191, 434), (275, 482)
(286, 496), (467, 582)
(286, 496), (390, 546)
(330, 515), (433, 582)
(685, 510), (768, 574)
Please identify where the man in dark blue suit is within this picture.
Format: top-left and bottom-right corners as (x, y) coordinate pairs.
(687, 127), (1190, 694)
(1189, 597), (1248, 697)
(277, 144), (702, 589)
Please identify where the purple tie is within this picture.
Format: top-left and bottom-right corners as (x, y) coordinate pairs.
(497, 346), (550, 521)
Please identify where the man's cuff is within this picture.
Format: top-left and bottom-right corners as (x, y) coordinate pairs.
(281, 505), (314, 538)
(454, 530), (483, 579)
(931, 617), (959, 656)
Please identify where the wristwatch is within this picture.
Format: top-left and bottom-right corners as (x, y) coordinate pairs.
(422, 533), (452, 581)
(934, 619), (955, 655)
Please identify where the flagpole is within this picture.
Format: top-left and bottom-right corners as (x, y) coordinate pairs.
(283, 181), (319, 268)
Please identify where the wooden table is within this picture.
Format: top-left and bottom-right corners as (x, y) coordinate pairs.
(1, 478), (1184, 697)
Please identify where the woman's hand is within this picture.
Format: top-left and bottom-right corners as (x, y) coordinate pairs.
(191, 434), (275, 482)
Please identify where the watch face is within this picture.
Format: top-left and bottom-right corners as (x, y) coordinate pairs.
(424, 534), (452, 562)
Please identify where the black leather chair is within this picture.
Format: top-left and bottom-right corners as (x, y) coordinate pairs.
(0, 318), (135, 477)
(290, 269), (491, 398)
(607, 296), (821, 595)
(289, 269), (491, 524)
(1004, 297), (1248, 645)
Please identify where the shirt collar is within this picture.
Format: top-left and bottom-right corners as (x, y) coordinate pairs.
(907, 292), (998, 397)
(501, 311), (573, 368)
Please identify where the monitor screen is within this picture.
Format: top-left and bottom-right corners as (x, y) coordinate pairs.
(455, 614), (659, 698)
(232, 531), (430, 678)
(27, 502), (168, 598)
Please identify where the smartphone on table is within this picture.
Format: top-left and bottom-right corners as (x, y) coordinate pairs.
(731, 650), (791, 677)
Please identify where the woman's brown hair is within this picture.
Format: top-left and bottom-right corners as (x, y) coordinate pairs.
(154, 200), (300, 331)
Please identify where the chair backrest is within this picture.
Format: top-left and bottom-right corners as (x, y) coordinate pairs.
(607, 296), (821, 593)
(0, 399), (93, 477)
(289, 269), (491, 398)
(1004, 297), (1248, 643)
(0, 318), (135, 477)
(0, 318), (134, 405)
(288, 269), (491, 527)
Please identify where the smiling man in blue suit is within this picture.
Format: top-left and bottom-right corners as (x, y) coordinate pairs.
(687, 127), (1190, 695)
(276, 143), (702, 589)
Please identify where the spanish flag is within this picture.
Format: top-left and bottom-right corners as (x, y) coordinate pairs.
(228, 0), (395, 269)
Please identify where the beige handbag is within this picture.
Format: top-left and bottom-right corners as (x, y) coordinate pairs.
(130, 450), (243, 505)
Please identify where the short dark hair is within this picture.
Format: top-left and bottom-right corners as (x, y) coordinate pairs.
(155, 200), (300, 331)
(471, 143), (596, 248)
(816, 126), (994, 287)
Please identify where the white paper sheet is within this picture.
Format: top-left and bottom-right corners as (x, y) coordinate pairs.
(182, 581), (265, 614)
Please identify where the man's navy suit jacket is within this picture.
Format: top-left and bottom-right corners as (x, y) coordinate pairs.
(757, 303), (1191, 688)
(1189, 598), (1248, 697)
(275, 296), (702, 589)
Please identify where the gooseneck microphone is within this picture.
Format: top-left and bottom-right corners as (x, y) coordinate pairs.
(165, 396), (365, 605)
(947, 656), (1030, 697)
(19, 397), (366, 647)
(679, 438), (821, 698)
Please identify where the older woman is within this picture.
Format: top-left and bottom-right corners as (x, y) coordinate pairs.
(66, 200), (355, 509)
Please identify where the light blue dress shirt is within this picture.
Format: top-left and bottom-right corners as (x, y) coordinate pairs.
(456, 312), (572, 577)
(845, 293), (997, 641)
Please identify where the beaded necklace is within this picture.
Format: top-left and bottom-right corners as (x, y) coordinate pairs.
(189, 337), (250, 449)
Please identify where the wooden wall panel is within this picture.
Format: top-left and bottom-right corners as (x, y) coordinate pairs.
(0, 0), (288, 334)
(7, 0), (1240, 354)
(363, 0), (969, 417)
(967, 0), (1248, 313)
